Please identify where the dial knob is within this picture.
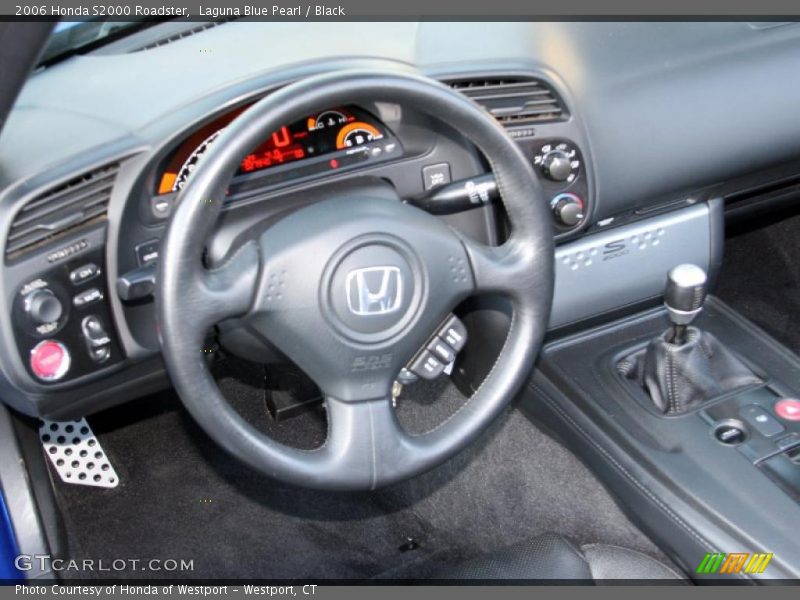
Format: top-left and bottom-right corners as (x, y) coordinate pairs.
(25, 289), (63, 325)
(551, 193), (585, 227)
(541, 150), (572, 182)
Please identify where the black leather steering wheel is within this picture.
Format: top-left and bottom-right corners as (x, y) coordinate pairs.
(156, 70), (554, 490)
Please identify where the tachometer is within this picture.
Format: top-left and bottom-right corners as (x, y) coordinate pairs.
(170, 129), (223, 193)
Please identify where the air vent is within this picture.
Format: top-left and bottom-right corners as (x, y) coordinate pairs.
(131, 22), (223, 53)
(447, 77), (566, 126)
(6, 164), (118, 258)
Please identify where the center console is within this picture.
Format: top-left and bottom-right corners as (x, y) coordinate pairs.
(524, 296), (800, 580)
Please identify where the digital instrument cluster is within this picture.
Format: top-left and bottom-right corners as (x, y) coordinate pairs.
(155, 104), (394, 198)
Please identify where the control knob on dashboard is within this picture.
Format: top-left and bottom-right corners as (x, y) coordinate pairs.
(24, 288), (63, 325)
(551, 193), (585, 227)
(540, 150), (572, 182)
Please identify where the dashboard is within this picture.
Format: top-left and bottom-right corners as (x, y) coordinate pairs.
(3, 21), (800, 419)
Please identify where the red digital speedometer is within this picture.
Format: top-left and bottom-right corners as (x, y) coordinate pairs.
(156, 105), (385, 195)
(239, 126), (307, 173)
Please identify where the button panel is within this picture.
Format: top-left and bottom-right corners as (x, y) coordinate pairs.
(12, 247), (123, 384)
(702, 386), (800, 464)
(407, 314), (469, 381)
(528, 138), (590, 233)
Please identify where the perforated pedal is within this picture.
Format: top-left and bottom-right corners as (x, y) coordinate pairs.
(39, 418), (119, 488)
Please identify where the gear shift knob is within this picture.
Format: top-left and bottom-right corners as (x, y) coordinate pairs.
(665, 264), (707, 320)
(664, 264), (707, 343)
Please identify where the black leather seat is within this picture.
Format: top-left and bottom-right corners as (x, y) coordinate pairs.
(435, 533), (685, 581)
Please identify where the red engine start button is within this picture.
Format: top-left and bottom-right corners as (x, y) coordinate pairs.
(774, 398), (800, 422)
(30, 340), (70, 381)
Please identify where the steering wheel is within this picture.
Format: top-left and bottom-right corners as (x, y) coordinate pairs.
(156, 70), (554, 491)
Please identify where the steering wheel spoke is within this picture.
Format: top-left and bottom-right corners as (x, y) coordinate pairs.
(460, 234), (537, 298)
(318, 395), (404, 489)
(197, 241), (261, 324)
(160, 240), (260, 349)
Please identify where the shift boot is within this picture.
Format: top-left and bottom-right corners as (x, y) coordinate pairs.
(632, 326), (761, 414)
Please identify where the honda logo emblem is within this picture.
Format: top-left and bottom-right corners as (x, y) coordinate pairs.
(345, 266), (403, 316)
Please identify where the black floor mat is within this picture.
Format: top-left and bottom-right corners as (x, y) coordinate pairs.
(717, 209), (800, 354)
(50, 375), (664, 580)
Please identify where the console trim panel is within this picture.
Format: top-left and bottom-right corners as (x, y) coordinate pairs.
(550, 202), (717, 329)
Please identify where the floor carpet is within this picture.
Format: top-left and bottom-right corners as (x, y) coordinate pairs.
(49, 358), (666, 581)
(717, 208), (800, 354)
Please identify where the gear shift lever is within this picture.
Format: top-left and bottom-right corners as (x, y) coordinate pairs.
(664, 264), (707, 345)
(619, 262), (760, 414)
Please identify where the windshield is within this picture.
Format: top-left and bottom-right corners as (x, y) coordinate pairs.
(38, 20), (152, 67)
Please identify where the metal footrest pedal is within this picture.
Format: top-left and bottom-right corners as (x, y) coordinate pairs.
(39, 418), (119, 488)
